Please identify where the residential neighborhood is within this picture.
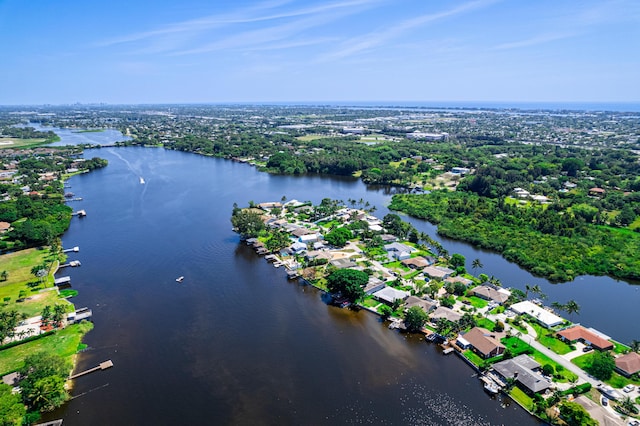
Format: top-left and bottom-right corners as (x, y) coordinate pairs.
(234, 198), (640, 426)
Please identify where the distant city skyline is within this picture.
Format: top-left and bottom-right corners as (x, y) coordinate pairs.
(1, 0), (639, 105)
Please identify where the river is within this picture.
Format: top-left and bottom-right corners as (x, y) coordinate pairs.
(40, 146), (543, 425)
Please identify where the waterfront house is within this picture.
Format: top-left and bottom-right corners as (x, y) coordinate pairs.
(614, 352), (640, 377)
(401, 256), (433, 269)
(588, 187), (606, 197)
(372, 286), (410, 305)
(470, 285), (511, 305)
(258, 202), (283, 211)
(510, 301), (564, 328)
(298, 233), (321, 244)
(380, 234), (398, 243)
(422, 266), (455, 280)
(491, 355), (552, 394)
(461, 327), (505, 359)
(404, 296), (437, 314)
(384, 242), (415, 261)
(363, 277), (386, 295)
(444, 275), (473, 287)
(290, 241), (308, 254)
(556, 325), (614, 351)
(430, 306), (462, 323)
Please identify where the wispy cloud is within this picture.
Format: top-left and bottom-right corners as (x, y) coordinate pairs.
(98, 0), (381, 55)
(493, 32), (577, 50)
(317, 0), (499, 62)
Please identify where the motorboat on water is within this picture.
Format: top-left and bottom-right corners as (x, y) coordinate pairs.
(176, 276), (184, 283)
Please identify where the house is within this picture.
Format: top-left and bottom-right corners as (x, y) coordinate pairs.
(305, 250), (332, 261)
(372, 286), (410, 305)
(384, 242), (415, 261)
(430, 306), (462, 323)
(363, 277), (386, 295)
(401, 256), (433, 269)
(0, 222), (10, 233)
(450, 167), (471, 175)
(404, 296), (437, 314)
(492, 355), (552, 394)
(510, 301), (564, 329)
(588, 187), (606, 197)
(470, 285), (511, 304)
(461, 327), (505, 359)
(615, 352), (640, 377)
(330, 258), (357, 269)
(557, 325), (614, 351)
(380, 234), (398, 243)
(292, 227), (314, 237)
(444, 276), (473, 287)
(298, 233), (321, 244)
(257, 202), (283, 210)
(422, 266), (455, 279)
(290, 241), (308, 254)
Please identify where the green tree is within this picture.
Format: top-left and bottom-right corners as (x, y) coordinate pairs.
(0, 271), (7, 282)
(326, 269), (369, 303)
(324, 227), (352, 248)
(0, 383), (25, 426)
(230, 209), (265, 238)
(379, 305), (393, 320)
(558, 400), (597, 426)
(404, 306), (428, 332)
(449, 253), (466, 269)
(264, 230), (291, 252)
(564, 300), (580, 322)
(586, 351), (615, 380)
(19, 352), (71, 412)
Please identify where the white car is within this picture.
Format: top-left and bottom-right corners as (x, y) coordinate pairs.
(623, 384), (635, 393)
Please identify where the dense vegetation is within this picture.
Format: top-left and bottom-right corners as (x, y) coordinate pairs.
(389, 190), (640, 281)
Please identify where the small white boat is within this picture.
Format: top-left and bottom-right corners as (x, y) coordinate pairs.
(484, 382), (499, 395)
(140, 177), (145, 184)
(176, 276), (184, 283)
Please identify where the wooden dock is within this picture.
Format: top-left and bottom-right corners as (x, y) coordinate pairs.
(69, 360), (113, 379)
(63, 246), (80, 253)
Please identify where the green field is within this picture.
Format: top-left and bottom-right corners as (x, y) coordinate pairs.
(0, 248), (70, 318)
(0, 137), (48, 149)
(529, 322), (573, 355)
(0, 321), (93, 375)
(509, 386), (534, 411)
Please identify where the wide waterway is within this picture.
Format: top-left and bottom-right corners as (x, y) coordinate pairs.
(43, 146), (543, 425)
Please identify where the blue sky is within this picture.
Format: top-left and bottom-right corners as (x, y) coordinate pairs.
(1, 0), (639, 104)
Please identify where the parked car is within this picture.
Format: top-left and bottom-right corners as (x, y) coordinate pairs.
(583, 346), (593, 352)
(601, 396), (608, 406)
(623, 384), (635, 393)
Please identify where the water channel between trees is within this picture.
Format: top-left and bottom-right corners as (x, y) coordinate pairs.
(36, 127), (637, 424)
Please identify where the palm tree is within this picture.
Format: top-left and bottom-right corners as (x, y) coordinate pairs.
(564, 300), (580, 322)
(471, 258), (483, 276)
(551, 301), (565, 313)
(630, 339), (640, 353)
(530, 284), (546, 300)
(525, 284), (531, 298)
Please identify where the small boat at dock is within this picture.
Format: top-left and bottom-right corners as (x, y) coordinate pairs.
(176, 276), (184, 282)
(484, 382), (499, 395)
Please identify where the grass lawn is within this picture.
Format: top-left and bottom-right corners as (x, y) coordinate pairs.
(463, 349), (485, 368)
(509, 386), (534, 411)
(573, 353), (640, 387)
(458, 295), (488, 309)
(477, 317), (496, 330)
(0, 321), (93, 375)
(0, 248), (69, 318)
(502, 336), (532, 356)
(529, 322), (573, 355)
(0, 137), (48, 149)
(611, 340), (631, 354)
(361, 297), (381, 308)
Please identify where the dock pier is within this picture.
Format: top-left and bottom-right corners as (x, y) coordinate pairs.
(69, 360), (113, 380)
(72, 210), (86, 217)
(63, 246), (79, 253)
